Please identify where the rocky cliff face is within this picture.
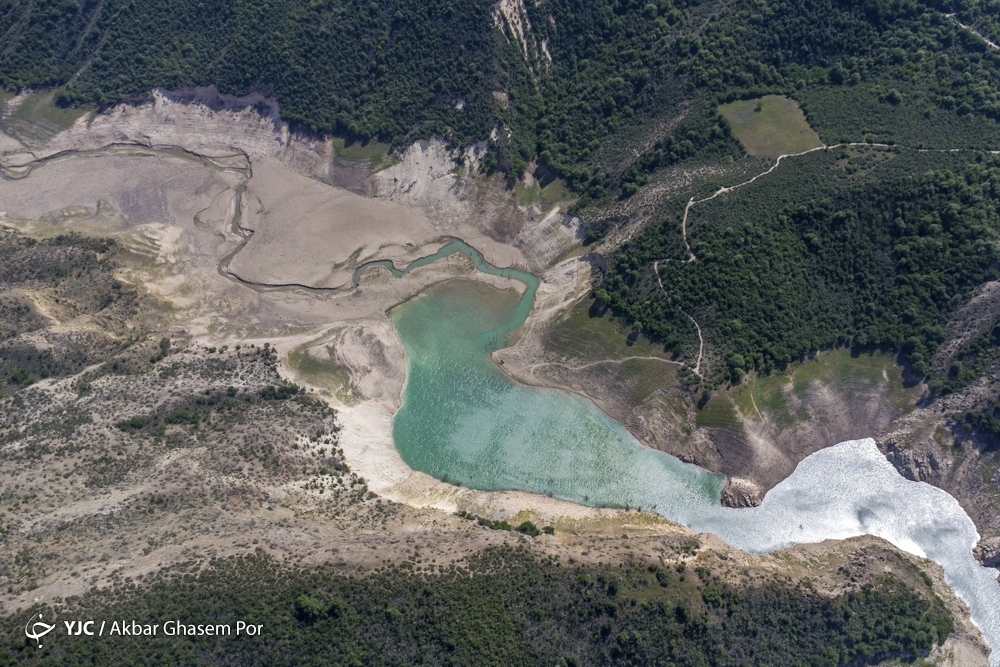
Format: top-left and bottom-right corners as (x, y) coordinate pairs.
(877, 392), (1000, 574)
(975, 537), (1000, 570)
(882, 436), (952, 483)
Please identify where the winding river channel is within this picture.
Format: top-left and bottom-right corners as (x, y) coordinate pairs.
(357, 240), (1000, 664)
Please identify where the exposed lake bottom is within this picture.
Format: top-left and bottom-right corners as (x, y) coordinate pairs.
(385, 246), (1000, 664)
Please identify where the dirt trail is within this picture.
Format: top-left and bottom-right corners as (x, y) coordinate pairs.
(679, 144), (831, 246)
(653, 259), (704, 377)
(665, 142), (897, 267)
(647, 145), (844, 375)
(686, 313), (705, 376)
(947, 13), (1000, 50)
(647, 140), (1000, 377)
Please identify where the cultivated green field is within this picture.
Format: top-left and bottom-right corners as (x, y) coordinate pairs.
(718, 95), (824, 157)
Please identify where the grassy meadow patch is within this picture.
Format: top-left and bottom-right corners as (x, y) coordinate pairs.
(288, 344), (357, 404)
(719, 95), (823, 157)
(332, 137), (395, 170)
(542, 299), (684, 411)
(694, 393), (744, 431)
(1, 91), (89, 145)
(717, 348), (916, 430)
(545, 299), (676, 364)
(515, 177), (574, 206)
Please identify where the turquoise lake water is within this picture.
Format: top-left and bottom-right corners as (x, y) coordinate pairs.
(367, 241), (1000, 664)
(391, 278), (725, 507)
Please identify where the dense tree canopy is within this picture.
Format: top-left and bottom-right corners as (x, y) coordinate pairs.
(600, 151), (1000, 383)
(0, 548), (953, 666)
(6, 0), (1000, 184)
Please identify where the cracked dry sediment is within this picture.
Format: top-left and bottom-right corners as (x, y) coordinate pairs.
(0, 89), (632, 544)
(1, 87), (581, 275)
(0, 98), (719, 619)
(0, 98), (843, 534)
(396, 135), (1000, 532)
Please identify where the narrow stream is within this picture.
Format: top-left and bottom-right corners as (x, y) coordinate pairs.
(354, 239), (539, 350)
(379, 240), (1000, 664)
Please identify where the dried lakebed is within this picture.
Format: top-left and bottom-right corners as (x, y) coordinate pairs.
(376, 241), (1000, 664)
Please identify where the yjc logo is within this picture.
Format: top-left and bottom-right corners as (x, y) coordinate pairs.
(24, 613), (55, 648)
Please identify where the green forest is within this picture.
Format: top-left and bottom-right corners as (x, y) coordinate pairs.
(0, 547), (952, 666)
(4, 0), (1000, 658)
(600, 150), (1000, 384)
(6, 0), (1000, 183)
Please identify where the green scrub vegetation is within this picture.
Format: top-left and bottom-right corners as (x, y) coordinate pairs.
(7, 0), (1000, 402)
(0, 547), (953, 666)
(0, 231), (137, 393)
(932, 320), (1000, 395)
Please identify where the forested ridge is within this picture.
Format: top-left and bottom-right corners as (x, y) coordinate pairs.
(1, 0), (517, 147)
(6, 0), (1000, 182)
(2, 1), (997, 658)
(0, 548), (953, 666)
